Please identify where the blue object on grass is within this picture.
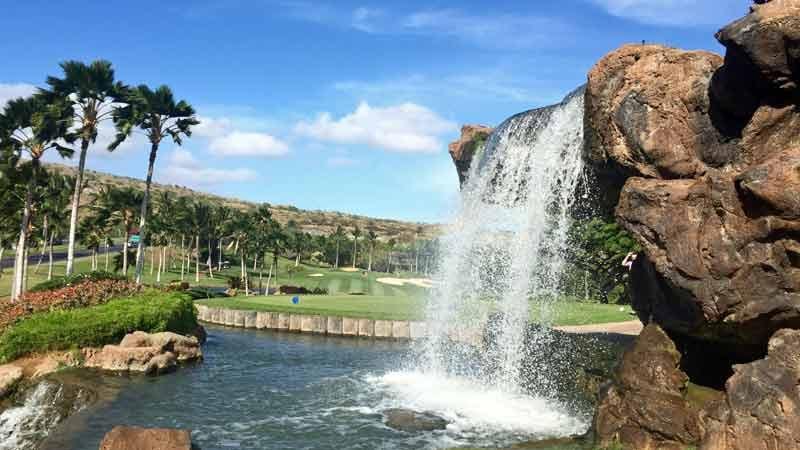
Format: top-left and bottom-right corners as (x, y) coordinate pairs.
(292, 296), (300, 304)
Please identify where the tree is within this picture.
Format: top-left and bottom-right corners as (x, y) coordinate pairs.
(0, 94), (73, 300)
(186, 201), (211, 283)
(351, 225), (361, 269)
(366, 229), (378, 272)
(111, 85), (198, 284)
(45, 60), (129, 276)
(386, 238), (397, 273)
(331, 225), (345, 270)
(92, 186), (142, 276)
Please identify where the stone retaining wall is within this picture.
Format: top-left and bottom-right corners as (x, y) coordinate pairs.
(195, 304), (428, 340)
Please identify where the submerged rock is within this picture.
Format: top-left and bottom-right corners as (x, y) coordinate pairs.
(99, 426), (194, 450)
(383, 408), (449, 432)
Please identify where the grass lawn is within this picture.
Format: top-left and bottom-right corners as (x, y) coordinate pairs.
(198, 294), (636, 326)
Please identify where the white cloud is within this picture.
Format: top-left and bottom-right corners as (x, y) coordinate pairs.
(588, 0), (747, 26)
(351, 7), (383, 33)
(193, 115), (234, 138)
(160, 148), (258, 186)
(0, 83), (37, 108)
(209, 131), (289, 157)
(294, 102), (457, 153)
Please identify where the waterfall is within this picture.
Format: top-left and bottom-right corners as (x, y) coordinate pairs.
(423, 87), (586, 390)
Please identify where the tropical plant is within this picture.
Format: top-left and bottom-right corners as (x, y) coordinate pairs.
(366, 229), (378, 272)
(351, 225), (361, 269)
(186, 200), (211, 283)
(45, 59), (129, 276)
(331, 225), (345, 269)
(110, 85), (198, 284)
(0, 94), (73, 300)
(91, 186), (143, 276)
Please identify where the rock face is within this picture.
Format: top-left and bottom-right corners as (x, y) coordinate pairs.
(448, 124), (493, 186)
(585, 1), (800, 356)
(83, 331), (202, 375)
(99, 426), (194, 450)
(587, 1), (800, 448)
(383, 408), (449, 432)
(594, 325), (705, 450)
(702, 329), (800, 450)
(0, 364), (23, 399)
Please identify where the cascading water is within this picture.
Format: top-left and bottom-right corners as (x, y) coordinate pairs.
(374, 87), (589, 446)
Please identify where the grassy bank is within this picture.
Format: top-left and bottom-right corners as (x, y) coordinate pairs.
(0, 291), (198, 363)
(197, 296), (635, 325)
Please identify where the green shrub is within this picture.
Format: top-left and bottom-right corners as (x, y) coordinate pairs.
(0, 291), (198, 363)
(29, 271), (126, 293)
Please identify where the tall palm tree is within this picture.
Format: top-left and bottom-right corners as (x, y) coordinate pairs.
(213, 205), (234, 271)
(39, 174), (73, 279)
(111, 85), (198, 284)
(331, 226), (345, 270)
(366, 229), (378, 272)
(45, 60), (129, 276)
(92, 186), (142, 276)
(351, 225), (361, 269)
(0, 94), (73, 300)
(186, 201), (211, 283)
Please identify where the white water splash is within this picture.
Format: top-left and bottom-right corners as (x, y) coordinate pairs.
(398, 88), (587, 439)
(0, 382), (62, 450)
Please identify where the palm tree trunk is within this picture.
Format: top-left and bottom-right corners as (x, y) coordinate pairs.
(243, 253), (249, 297)
(218, 237), (223, 271)
(352, 239), (358, 269)
(0, 246), (5, 278)
(195, 234), (200, 283)
(254, 253), (259, 272)
(265, 260), (273, 295)
(162, 246), (167, 274)
(123, 230), (130, 276)
(66, 139), (89, 276)
(11, 164), (37, 301)
(368, 246), (373, 272)
(34, 215), (48, 274)
(335, 241), (340, 269)
(104, 239), (110, 271)
(134, 142), (159, 284)
(207, 238), (213, 279)
(150, 246), (155, 276)
(240, 253), (246, 296)
(295, 253), (300, 267)
(47, 233), (54, 281)
(180, 235), (185, 281)
(156, 247), (162, 283)
(23, 246), (29, 294)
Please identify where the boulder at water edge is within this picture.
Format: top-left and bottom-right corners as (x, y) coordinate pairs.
(99, 426), (196, 450)
(83, 331), (202, 375)
(448, 124), (494, 186)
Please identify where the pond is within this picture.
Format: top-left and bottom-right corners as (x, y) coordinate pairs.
(33, 325), (592, 450)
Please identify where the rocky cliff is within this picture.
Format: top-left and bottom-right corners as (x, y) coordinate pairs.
(448, 124), (494, 186)
(587, 0), (800, 448)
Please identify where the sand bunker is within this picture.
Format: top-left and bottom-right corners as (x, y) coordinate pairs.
(376, 277), (434, 288)
(340, 268), (360, 272)
(309, 273), (324, 277)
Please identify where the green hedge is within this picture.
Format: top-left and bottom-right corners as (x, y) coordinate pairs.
(0, 291), (198, 363)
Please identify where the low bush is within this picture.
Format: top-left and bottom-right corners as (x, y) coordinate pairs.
(1, 279), (140, 332)
(29, 271), (126, 293)
(0, 291), (198, 363)
(311, 287), (328, 295)
(279, 285), (311, 295)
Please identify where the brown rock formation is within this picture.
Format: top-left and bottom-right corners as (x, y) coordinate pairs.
(701, 328), (800, 450)
(99, 426), (194, 450)
(594, 324), (706, 450)
(83, 331), (202, 375)
(448, 124), (493, 186)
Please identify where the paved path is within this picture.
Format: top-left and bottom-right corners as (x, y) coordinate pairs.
(554, 320), (643, 336)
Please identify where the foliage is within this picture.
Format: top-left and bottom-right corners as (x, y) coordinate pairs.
(565, 217), (641, 304)
(28, 270), (126, 292)
(0, 291), (197, 363)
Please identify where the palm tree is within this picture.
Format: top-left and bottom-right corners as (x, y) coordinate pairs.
(186, 201), (211, 283)
(45, 60), (129, 276)
(331, 226), (345, 270)
(386, 238), (397, 274)
(92, 186), (142, 276)
(366, 229), (378, 272)
(110, 85), (198, 284)
(0, 94), (73, 300)
(351, 225), (361, 269)
(213, 205), (234, 272)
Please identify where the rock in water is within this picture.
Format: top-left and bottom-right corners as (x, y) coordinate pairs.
(593, 324), (705, 450)
(83, 331), (202, 375)
(383, 408), (449, 432)
(702, 329), (800, 450)
(0, 365), (23, 399)
(99, 426), (194, 450)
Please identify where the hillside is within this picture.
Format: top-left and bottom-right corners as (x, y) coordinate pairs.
(44, 162), (441, 241)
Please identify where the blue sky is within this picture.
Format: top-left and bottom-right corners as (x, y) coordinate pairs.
(0, 0), (750, 222)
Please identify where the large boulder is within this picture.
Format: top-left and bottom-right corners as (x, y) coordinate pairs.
(99, 426), (194, 450)
(594, 324), (706, 450)
(383, 408), (449, 432)
(701, 329), (800, 450)
(83, 331), (202, 375)
(448, 124), (493, 186)
(0, 364), (23, 399)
